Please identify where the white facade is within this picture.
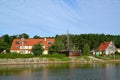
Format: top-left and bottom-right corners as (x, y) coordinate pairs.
(105, 42), (116, 55)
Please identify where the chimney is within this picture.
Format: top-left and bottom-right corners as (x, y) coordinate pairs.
(44, 38), (46, 41)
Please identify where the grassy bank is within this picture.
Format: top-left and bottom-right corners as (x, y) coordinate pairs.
(0, 53), (35, 59)
(0, 53), (93, 64)
(94, 54), (120, 60)
(39, 54), (69, 61)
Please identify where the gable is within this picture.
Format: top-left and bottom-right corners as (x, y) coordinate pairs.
(97, 41), (111, 51)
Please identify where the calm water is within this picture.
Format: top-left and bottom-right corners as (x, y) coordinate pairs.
(0, 63), (120, 80)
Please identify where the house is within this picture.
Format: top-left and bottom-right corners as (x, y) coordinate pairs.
(96, 41), (117, 55)
(10, 38), (55, 54)
(117, 48), (120, 53)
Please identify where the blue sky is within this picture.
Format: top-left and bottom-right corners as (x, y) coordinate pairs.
(0, 0), (120, 37)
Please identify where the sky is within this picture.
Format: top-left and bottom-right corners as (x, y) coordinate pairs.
(0, 0), (120, 37)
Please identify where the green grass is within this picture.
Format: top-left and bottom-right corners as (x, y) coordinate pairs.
(77, 56), (90, 61)
(94, 55), (120, 60)
(0, 53), (35, 59)
(0, 53), (92, 62)
(39, 54), (69, 61)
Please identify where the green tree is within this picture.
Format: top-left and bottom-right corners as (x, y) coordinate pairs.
(83, 43), (90, 56)
(2, 34), (10, 44)
(31, 43), (44, 56)
(33, 35), (40, 39)
(2, 34), (10, 52)
(0, 38), (8, 53)
(19, 33), (29, 39)
(48, 40), (65, 54)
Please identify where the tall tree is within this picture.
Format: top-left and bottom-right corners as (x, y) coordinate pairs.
(1, 34), (10, 52)
(2, 34), (10, 44)
(83, 43), (90, 56)
(0, 38), (8, 53)
(48, 40), (65, 54)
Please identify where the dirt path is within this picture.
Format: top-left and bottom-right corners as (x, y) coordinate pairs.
(89, 56), (105, 62)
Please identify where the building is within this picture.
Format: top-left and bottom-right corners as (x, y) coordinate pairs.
(96, 41), (117, 55)
(10, 38), (55, 54)
(117, 48), (120, 53)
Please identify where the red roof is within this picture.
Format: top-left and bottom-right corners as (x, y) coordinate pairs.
(97, 41), (111, 51)
(10, 38), (55, 50)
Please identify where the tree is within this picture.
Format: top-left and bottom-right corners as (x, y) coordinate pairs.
(2, 34), (10, 44)
(48, 40), (65, 54)
(0, 38), (8, 53)
(33, 35), (40, 39)
(31, 43), (44, 56)
(2, 34), (10, 52)
(83, 43), (90, 56)
(19, 33), (29, 39)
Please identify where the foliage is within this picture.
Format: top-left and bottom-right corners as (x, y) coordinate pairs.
(83, 43), (90, 56)
(55, 34), (120, 52)
(48, 40), (65, 54)
(39, 54), (69, 61)
(0, 38), (8, 53)
(0, 53), (34, 59)
(31, 43), (44, 56)
(40, 54), (66, 58)
(0, 34), (11, 53)
(33, 35), (40, 39)
(19, 33), (29, 39)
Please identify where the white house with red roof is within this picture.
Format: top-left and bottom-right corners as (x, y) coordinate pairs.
(10, 38), (55, 54)
(96, 41), (117, 55)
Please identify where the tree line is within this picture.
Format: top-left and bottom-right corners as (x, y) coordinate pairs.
(53, 34), (120, 52)
(0, 33), (120, 54)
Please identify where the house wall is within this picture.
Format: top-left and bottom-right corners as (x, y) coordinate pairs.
(42, 50), (48, 54)
(117, 49), (120, 53)
(10, 50), (21, 53)
(106, 42), (117, 55)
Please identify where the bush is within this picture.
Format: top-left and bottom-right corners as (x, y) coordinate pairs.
(40, 54), (66, 58)
(39, 54), (69, 61)
(31, 43), (44, 56)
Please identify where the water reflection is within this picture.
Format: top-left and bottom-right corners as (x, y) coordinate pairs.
(0, 63), (120, 80)
(100, 64), (117, 80)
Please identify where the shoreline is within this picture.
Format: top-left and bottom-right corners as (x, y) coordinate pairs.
(0, 61), (92, 65)
(0, 57), (93, 65)
(0, 57), (120, 65)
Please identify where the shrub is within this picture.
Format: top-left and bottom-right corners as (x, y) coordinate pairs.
(31, 43), (44, 56)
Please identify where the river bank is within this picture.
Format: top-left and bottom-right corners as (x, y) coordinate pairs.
(0, 57), (93, 65)
(1, 56), (120, 65)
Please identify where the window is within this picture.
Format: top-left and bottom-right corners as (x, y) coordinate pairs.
(47, 41), (52, 44)
(14, 46), (19, 48)
(15, 41), (20, 44)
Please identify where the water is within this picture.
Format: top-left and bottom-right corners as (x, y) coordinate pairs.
(0, 63), (120, 80)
